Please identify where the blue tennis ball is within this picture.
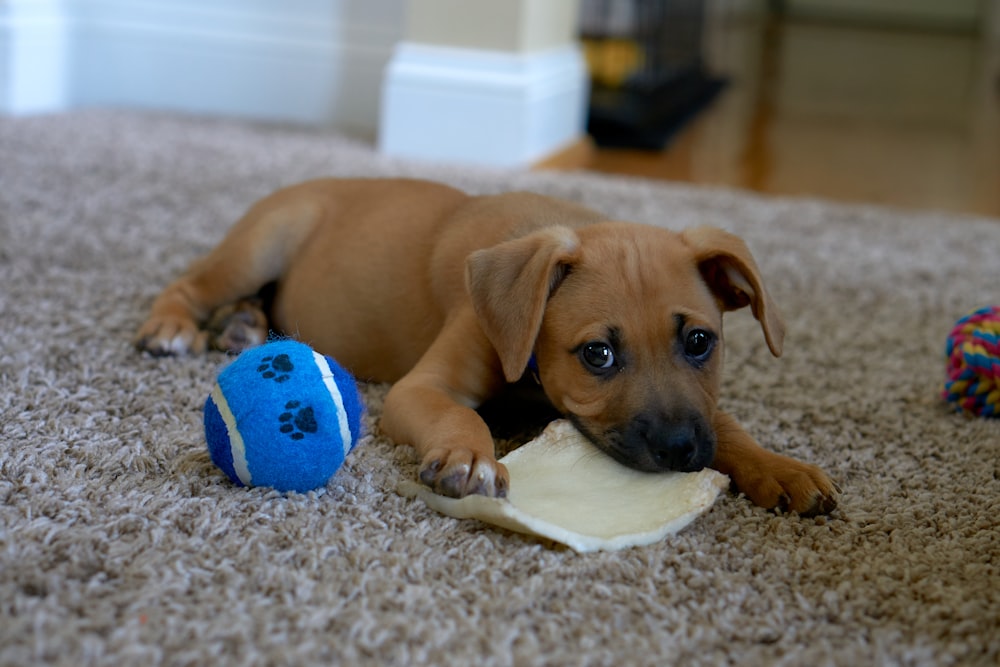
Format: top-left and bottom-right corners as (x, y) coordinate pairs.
(203, 340), (364, 493)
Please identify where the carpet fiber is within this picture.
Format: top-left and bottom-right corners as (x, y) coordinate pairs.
(1, 111), (998, 666)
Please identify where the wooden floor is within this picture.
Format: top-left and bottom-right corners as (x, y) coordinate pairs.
(580, 17), (1000, 218)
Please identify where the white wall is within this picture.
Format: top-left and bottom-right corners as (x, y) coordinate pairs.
(1, 0), (589, 166)
(0, 0), (405, 132)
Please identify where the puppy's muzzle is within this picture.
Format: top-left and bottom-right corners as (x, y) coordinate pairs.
(582, 411), (717, 474)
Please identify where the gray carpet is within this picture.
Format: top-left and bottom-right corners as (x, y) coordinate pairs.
(1, 110), (998, 667)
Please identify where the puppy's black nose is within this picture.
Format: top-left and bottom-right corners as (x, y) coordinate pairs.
(650, 422), (699, 471)
(626, 412), (715, 473)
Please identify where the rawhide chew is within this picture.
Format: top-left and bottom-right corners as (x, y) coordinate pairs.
(398, 420), (728, 552)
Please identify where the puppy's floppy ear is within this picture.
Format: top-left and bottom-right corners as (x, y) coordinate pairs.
(466, 226), (581, 382)
(680, 226), (785, 357)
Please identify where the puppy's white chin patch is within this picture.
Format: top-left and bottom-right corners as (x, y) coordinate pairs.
(397, 420), (728, 552)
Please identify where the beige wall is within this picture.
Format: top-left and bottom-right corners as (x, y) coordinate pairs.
(405, 0), (579, 52)
(786, 0), (982, 30)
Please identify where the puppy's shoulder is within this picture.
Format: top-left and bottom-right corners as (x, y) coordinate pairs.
(460, 191), (605, 239)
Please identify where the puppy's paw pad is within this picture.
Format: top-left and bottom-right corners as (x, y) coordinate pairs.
(207, 300), (268, 353)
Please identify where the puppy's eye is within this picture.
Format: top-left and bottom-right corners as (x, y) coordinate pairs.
(580, 341), (615, 372)
(684, 329), (715, 360)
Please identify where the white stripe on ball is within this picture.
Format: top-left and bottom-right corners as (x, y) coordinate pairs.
(211, 383), (253, 486)
(312, 351), (353, 461)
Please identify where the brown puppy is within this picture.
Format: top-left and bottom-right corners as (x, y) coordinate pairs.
(136, 178), (837, 515)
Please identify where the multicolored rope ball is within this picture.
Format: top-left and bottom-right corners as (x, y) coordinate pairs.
(942, 306), (1000, 418)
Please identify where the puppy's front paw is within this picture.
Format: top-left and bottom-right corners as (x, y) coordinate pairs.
(134, 315), (206, 356)
(733, 453), (839, 517)
(419, 448), (510, 499)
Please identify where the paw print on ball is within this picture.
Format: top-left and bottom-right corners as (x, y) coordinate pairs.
(257, 353), (294, 383)
(279, 400), (318, 441)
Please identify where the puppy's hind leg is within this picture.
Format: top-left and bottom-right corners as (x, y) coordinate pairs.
(135, 190), (321, 356)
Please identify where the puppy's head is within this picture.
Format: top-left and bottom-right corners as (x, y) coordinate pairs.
(467, 223), (784, 474)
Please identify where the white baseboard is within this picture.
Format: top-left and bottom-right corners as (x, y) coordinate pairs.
(378, 42), (589, 168)
(1, 0), (403, 132)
